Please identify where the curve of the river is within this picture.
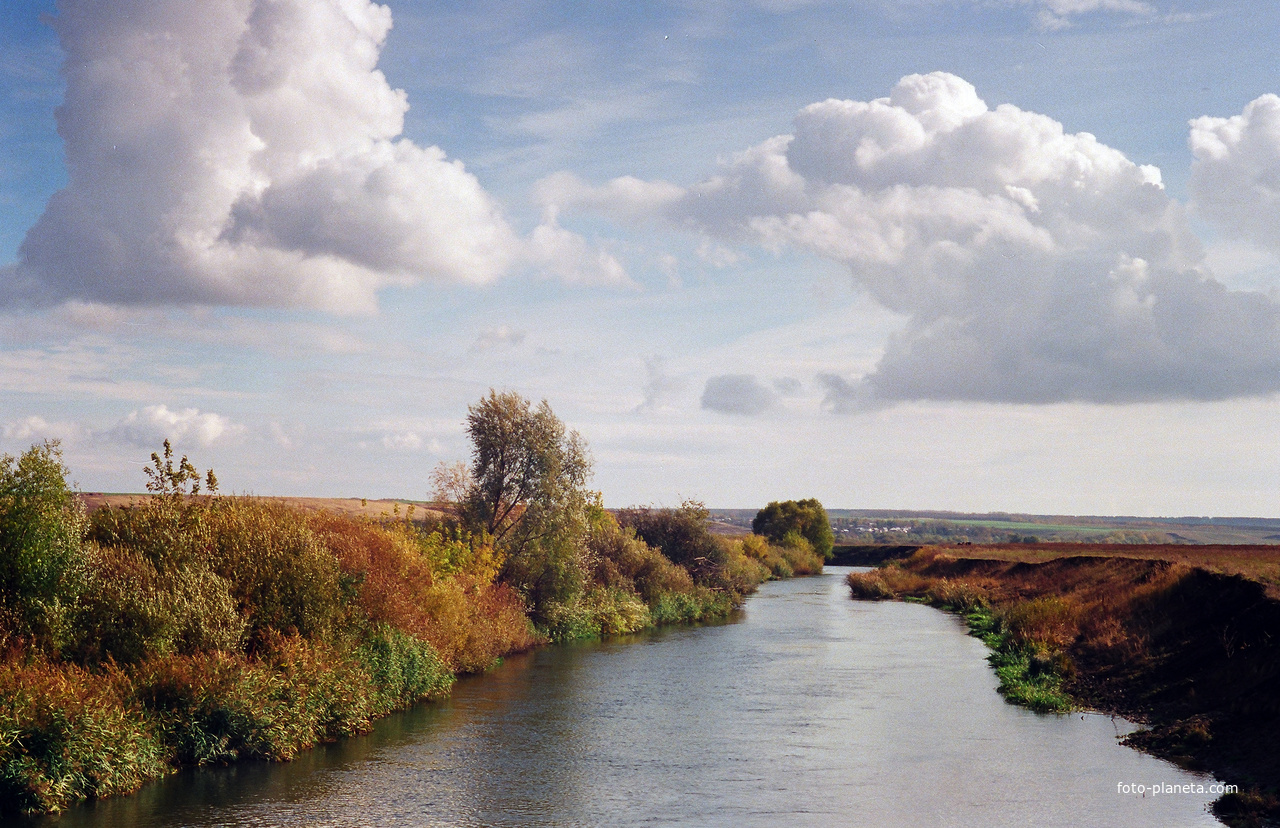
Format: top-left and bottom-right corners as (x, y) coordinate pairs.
(30, 567), (1223, 827)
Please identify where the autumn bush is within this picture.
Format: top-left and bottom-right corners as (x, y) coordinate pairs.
(845, 561), (930, 600)
(845, 570), (896, 600)
(739, 533), (824, 578)
(0, 441), (537, 815)
(1, 403), (812, 814)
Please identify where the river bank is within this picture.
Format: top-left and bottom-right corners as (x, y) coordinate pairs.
(18, 570), (1221, 828)
(1, 438), (826, 816)
(847, 547), (1280, 826)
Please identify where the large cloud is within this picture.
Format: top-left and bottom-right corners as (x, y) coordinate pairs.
(548, 72), (1280, 405)
(103, 405), (243, 448)
(1189, 94), (1280, 257)
(5, 0), (621, 313)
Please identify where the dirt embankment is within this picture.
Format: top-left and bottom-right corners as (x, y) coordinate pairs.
(860, 548), (1280, 824)
(829, 544), (923, 566)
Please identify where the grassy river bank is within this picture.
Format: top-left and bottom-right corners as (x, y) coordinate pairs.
(847, 545), (1280, 826)
(0, 426), (827, 816)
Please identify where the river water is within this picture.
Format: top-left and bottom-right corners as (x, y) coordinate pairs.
(32, 567), (1222, 827)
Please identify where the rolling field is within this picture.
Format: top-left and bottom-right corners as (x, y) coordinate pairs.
(79, 493), (447, 523)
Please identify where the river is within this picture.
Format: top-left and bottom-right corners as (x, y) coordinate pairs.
(30, 567), (1223, 827)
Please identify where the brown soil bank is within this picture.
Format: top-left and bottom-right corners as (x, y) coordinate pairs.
(855, 547), (1280, 826)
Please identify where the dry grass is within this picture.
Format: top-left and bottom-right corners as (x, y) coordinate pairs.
(79, 494), (448, 525)
(928, 542), (1280, 598)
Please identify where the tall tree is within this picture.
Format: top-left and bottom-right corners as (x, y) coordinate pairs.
(463, 390), (591, 549)
(461, 390), (594, 616)
(752, 498), (835, 560)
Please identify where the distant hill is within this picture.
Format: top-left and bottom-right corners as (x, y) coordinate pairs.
(709, 508), (1280, 545)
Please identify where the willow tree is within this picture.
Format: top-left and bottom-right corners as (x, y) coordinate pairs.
(462, 390), (594, 619)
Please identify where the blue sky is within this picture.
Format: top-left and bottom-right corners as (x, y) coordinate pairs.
(4, 0), (1280, 515)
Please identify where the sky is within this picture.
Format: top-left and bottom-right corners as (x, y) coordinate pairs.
(3, 0), (1280, 516)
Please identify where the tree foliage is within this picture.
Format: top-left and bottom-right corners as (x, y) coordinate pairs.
(752, 498), (835, 560)
(615, 500), (729, 585)
(0, 441), (87, 649)
(461, 390), (595, 620)
(144, 439), (218, 498)
(463, 391), (592, 547)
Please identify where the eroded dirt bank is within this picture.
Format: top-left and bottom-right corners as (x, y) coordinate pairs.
(849, 548), (1280, 825)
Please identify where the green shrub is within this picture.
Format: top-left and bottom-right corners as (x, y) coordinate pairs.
(87, 498), (210, 574)
(716, 544), (770, 595)
(616, 501), (728, 585)
(648, 588), (734, 625)
(777, 539), (823, 576)
(72, 546), (243, 665)
(588, 517), (695, 603)
(0, 442), (88, 652)
(584, 588), (651, 636)
(135, 636), (403, 766)
(650, 591), (703, 625)
(538, 598), (600, 642)
(508, 546), (589, 632)
(204, 500), (344, 642)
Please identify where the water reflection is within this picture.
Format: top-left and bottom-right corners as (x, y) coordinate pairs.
(30, 568), (1222, 827)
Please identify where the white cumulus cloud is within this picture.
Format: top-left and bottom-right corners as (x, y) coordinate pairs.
(1189, 94), (1280, 258)
(104, 405), (243, 448)
(3, 415), (81, 443)
(552, 72), (1280, 405)
(4, 0), (619, 314)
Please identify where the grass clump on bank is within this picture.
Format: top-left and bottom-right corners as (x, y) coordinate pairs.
(848, 565), (1074, 712)
(962, 603), (1074, 713)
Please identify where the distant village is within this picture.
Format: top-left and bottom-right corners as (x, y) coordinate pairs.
(711, 512), (916, 538)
